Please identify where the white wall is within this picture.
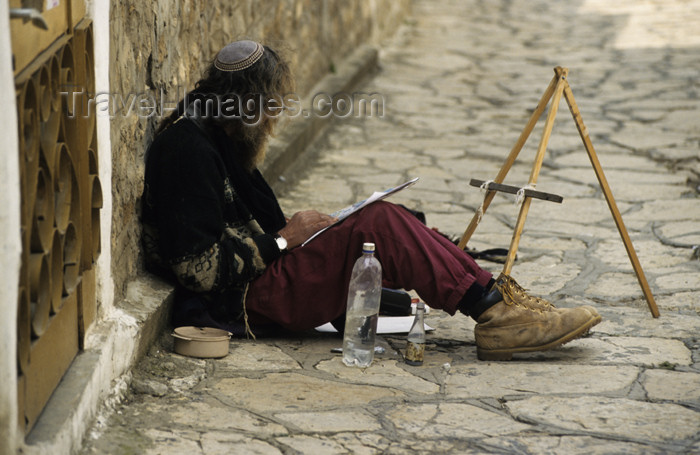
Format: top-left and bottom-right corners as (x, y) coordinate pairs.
(89, 0), (115, 330)
(0, 0), (23, 452)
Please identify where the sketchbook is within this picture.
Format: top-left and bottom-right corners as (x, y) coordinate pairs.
(301, 177), (419, 246)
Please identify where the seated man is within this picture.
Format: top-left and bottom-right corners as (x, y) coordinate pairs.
(141, 40), (601, 361)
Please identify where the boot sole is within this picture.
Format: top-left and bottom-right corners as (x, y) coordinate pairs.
(476, 314), (603, 361)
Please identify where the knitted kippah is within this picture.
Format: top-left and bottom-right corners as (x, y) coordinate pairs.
(214, 40), (264, 72)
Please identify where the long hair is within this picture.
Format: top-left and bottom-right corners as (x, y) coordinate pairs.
(157, 44), (294, 170)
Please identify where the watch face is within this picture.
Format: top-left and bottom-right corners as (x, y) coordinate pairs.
(275, 235), (288, 251)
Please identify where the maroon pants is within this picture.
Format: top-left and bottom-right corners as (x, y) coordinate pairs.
(246, 201), (493, 330)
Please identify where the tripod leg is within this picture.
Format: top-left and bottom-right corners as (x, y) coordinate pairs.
(503, 68), (568, 275)
(458, 71), (560, 250)
(563, 82), (660, 317)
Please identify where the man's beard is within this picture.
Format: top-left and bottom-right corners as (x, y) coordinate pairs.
(237, 124), (269, 172)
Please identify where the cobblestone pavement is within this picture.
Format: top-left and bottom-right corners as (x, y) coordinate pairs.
(82, 0), (700, 453)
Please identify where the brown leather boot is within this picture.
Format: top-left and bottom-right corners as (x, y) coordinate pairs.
(474, 274), (602, 360)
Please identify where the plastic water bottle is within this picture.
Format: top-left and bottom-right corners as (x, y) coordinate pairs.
(342, 242), (382, 367)
(405, 301), (426, 366)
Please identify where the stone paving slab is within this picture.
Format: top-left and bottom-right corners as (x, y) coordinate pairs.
(444, 363), (640, 398)
(506, 396), (699, 444)
(82, 0), (700, 453)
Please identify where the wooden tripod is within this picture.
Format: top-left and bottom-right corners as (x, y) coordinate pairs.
(458, 67), (660, 318)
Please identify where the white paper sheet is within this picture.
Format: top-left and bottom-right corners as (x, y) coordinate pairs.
(315, 316), (434, 334)
(302, 177), (419, 246)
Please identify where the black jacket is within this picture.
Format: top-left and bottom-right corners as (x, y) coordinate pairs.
(141, 117), (286, 332)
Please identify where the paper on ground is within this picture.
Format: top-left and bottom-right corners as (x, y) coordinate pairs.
(315, 316), (434, 334)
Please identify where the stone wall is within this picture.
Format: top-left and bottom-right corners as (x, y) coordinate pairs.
(108, 0), (411, 299)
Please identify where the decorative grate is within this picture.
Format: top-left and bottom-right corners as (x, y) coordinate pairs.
(14, 20), (100, 434)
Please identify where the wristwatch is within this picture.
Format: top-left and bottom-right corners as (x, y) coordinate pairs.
(274, 234), (288, 252)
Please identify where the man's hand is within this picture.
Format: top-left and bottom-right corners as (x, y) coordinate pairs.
(277, 210), (337, 249)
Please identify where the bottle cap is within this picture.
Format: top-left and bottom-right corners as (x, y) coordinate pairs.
(362, 242), (375, 253)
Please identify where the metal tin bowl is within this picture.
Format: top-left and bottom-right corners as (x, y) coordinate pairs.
(172, 326), (232, 358)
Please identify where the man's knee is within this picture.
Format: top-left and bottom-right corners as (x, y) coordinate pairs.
(360, 201), (402, 218)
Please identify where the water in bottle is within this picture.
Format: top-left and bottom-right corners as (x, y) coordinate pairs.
(342, 242), (382, 367)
